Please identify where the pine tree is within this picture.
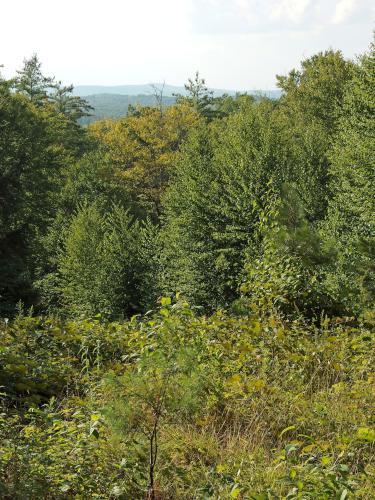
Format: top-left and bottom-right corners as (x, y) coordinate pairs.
(174, 71), (218, 120)
(15, 54), (55, 105)
(57, 203), (142, 318)
(49, 83), (93, 120)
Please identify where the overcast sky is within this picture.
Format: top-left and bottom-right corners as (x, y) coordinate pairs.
(1, 0), (373, 89)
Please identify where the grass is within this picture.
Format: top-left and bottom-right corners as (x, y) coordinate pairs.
(0, 303), (374, 498)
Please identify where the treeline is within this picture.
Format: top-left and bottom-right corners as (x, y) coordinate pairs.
(1, 38), (374, 321)
(78, 93), (178, 124)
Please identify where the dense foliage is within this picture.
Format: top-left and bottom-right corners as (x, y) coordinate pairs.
(0, 37), (374, 498)
(1, 302), (374, 498)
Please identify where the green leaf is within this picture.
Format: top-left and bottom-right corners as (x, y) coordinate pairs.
(357, 427), (375, 442)
(296, 480), (304, 490)
(321, 456), (332, 466)
(285, 443), (298, 455)
(338, 464), (349, 474)
(230, 485), (241, 498)
(160, 296), (172, 306)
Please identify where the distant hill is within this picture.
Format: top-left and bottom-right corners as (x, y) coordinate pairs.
(74, 84), (184, 97)
(80, 94), (177, 124)
(75, 83), (281, 98)
(77, 84), (282, 124)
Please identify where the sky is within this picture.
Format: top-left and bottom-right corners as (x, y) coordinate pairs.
(0, 0), (374, 90)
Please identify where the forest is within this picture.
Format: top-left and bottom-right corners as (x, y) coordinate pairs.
(75, 88), (281, 125)
(0, 34), (374, 498)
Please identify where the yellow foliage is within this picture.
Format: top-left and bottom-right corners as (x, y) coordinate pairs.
(89, 103), (200, 213)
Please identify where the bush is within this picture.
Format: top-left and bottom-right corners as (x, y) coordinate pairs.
(1, 301), (374, 498)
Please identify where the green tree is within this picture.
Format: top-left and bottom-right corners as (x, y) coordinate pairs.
(14, 54), (55, 105)
(274, 50), (354, 222)
(57, 203), (142, 318)
(211, 92), (255, 118)
(0, 82), (65, 314)
(15, 55), (92, 155)
(49, 82), (93, 121)
(175, 71), (218, 120)
(241, 185), (338, 318)
(34, 147), (151, 314)
(276, 50), (353, 134)
(322, 37), (375, 313)
(161, 99), (279, 309)
(137, 219), (163, 311)
(105, 308), (208, 499)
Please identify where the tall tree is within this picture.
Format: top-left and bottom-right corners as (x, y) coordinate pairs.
(0, 82), (64, 314)
(1, 60), (92, 315)
(322, 37), (375, 313)
(274, 50), (354, 222)
(14, 54), (55, 105)
(161, 99), (280, 309)
(175, 71), (218, 120)
(276, 50), (353, 134)
(89, 103), (199, 217)
(49, 83), (93, 120)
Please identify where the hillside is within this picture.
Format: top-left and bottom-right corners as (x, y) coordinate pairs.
(73, 83), (282, 98)
(76, 85), (282, 123)
(1, 36), (374, 499)
(80, 93), (177, 124)
(1, 301), (374, 498)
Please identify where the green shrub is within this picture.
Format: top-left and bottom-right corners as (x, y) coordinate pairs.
(1, 301), (374, 498)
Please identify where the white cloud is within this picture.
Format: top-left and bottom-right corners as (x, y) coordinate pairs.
(269, 0), (311, 24)
(332, 0), (358, 24)
(189, 0), (373, 33)
(0, 0), (373, 89)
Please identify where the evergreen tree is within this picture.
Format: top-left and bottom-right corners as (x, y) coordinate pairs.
(15, 54), (55, 105)
(49, 83), (93, 121)
(174, 71), (218, 120)
(57, 203), (142, 318)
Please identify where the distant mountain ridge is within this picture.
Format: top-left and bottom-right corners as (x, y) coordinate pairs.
(74, 83), (281, 99)
(74, 84), (193, 97)
(80, 93), (177, 124)
(76, 84), (281, 124)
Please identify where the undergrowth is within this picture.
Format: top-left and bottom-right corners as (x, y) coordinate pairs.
(0, 300), (374, 498)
